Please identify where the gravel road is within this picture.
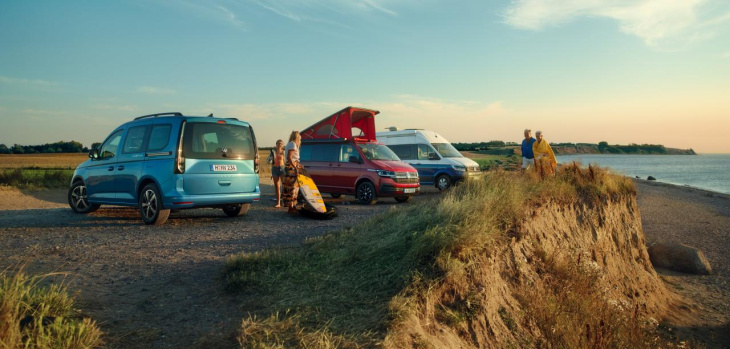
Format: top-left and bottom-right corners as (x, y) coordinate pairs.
(0, 181), (440, 348)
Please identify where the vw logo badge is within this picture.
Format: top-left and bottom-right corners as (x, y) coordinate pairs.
(222, 148), (228, 154)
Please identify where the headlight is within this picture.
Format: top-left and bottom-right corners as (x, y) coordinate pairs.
(376, 170), (396, 177)
(451, 165), (466, 171)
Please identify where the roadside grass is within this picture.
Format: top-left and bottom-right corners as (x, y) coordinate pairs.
(0, 268), (103, 348)
(225, 164), (642, 347)
(0, 169), (73, 189)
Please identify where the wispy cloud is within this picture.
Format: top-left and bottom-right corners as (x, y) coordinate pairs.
(0, 76), (60, 87)
(252, 0), (399, 23)
(137, 86), (176, 95)
(215, 4), (247, 29)
(502, 0), (730, 49)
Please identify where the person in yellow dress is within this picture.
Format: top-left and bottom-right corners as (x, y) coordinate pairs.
(532, 130), (556, 178)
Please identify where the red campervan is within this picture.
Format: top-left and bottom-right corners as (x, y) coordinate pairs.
(299, 107), (420, 204)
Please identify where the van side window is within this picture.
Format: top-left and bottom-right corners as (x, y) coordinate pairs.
(417, 144), (434, 160)
(148, 124), (171, 151)
(388, 144), (415, 160)
(99, 130), (124, 159)
(340, 144), (360, 162)
(123, 126), (148, 153)
(309, 144), (339, 162)
(300, 144), (312, 162)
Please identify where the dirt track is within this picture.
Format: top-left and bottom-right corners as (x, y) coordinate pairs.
(1, 180), (728, 348)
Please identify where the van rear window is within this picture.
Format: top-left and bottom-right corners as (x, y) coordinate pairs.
(182, 122), (255, 159)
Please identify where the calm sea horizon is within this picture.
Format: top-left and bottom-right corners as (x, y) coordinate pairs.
(556, 154), (730, 195)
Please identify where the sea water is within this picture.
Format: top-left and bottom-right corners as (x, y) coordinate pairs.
(556, 154), (730, 195)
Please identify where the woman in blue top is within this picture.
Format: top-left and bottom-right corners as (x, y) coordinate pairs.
(521, 129), (536, 172)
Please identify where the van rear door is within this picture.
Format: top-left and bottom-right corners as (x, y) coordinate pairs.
(181, 120), (258, 195)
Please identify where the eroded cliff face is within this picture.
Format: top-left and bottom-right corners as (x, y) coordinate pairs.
(385, 195), (675, 348)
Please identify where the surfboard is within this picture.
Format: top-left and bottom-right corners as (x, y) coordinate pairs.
(297, 170), (326, 213)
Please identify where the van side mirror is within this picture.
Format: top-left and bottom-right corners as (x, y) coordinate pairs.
(349, 155), (362, 163)
(428, 152), (440, 160)
(89, 149), (99, 159)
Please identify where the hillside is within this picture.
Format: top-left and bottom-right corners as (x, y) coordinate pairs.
(224, 165), (680, 348)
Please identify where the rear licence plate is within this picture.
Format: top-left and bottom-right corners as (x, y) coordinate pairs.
(404, 188), (416, 194)
(211, 164), (237, 172)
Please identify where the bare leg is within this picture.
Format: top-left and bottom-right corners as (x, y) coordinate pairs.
(273, 176), (281, 207)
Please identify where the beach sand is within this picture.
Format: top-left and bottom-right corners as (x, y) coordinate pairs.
(635, 180), (730, 346)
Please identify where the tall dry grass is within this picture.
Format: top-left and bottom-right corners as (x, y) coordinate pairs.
(0, 268), (103, 348)
(225, 164), (652, 348)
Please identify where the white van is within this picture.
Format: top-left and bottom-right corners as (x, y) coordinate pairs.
(377, 128), (482, 190)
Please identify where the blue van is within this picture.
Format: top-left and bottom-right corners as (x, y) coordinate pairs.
(68, 112), (260, 225)
(377, 128), (482, 191)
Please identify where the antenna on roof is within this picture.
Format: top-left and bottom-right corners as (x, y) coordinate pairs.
(208, 113), (213, 117)
(387, 126), (399, 131)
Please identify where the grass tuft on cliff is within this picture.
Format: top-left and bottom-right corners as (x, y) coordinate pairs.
(224, 164), (646, 348)
(0, 268), (103, 348)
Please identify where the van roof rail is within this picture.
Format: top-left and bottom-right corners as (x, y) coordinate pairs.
(134, 112), (183, 120)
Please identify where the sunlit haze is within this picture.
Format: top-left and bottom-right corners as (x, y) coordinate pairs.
(1, 1), (729, 153)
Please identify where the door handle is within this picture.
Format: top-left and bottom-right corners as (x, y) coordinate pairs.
(117, 165), (125, 171)
(107, 166), (114, 171)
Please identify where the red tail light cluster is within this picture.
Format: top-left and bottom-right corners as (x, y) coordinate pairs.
(254, 151), (259, 174)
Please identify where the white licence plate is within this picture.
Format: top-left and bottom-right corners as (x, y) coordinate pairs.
(211, 164), (237, 172)
(404, 188), (416, 194)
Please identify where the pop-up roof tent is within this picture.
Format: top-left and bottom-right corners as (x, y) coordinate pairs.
(301, 107), (379, 142)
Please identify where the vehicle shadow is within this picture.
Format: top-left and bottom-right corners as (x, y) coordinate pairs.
(20, 188), (68, 205)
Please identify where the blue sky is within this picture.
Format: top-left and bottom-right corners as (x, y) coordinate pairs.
(1, 0), (729, 152)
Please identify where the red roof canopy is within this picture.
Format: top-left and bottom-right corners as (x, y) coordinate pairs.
(301, 107), (380, 142)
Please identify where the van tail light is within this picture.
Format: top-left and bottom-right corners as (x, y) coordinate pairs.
(254, 151), (259, 174)
(175, 154), (186, 174)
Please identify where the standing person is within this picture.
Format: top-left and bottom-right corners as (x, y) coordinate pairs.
(532, 130), (557, 178)
(283, 131), (302, 213)
(271, 139), (285, 208)
(521, 129), (536, 172)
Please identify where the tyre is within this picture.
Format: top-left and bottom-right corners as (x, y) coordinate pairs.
(68, 181), (100, 213)
(299, 203), (338, 220)
(436, 175), (452, 191)
(394, 196), (411, 203)
(139, 183), (170, 225)
(222, 203), (251, 217)
(356, 181), (377, 205)
(330, 193), (342, 199)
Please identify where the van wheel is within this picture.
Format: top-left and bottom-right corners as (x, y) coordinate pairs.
(356, 181), (377, 205)
(68, 181), (100, 213)
(139, 183), (170, 225)
(223, 203), (251, 217)
(330, 193), (342, 199)
(436, 175), (452, 191)
(395, 196), (411, 203)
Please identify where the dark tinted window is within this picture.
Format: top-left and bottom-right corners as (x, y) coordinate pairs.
(182, 122), (255, 159)
(123, 126), (148, 153)
(148, 124), (171, 151)
(300, 144), (313, 162)
(388, 144), (415, 160)
(300, 144), (339, 162)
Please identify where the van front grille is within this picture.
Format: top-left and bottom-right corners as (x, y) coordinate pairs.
(394, 177), (419, 184)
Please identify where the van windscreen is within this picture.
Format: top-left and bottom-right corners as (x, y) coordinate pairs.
(431, 143), (462, 158)
(182, 122), (255, 159)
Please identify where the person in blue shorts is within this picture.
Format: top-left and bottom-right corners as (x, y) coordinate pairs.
(521, 129), (536, 172)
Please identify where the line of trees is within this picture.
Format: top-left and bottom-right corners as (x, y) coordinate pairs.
(0, 141), (98, 154)
(452, 141), (519, 151)
(597, 141), (667, 154)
